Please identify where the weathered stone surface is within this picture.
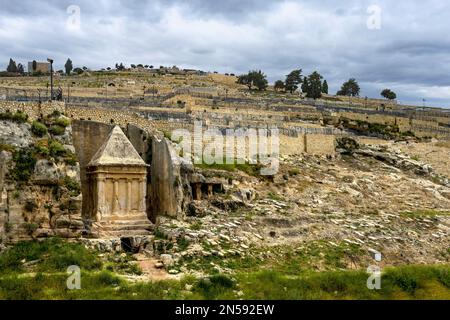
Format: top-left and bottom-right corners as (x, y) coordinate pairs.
(33, 160), (60, 185)
(88, 126), (146, 166)
(160, 254), (174, 267)
(0, 121), (32, 148)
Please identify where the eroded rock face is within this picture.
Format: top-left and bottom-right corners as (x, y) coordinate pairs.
(33, 160), (60, 185)
(0, 121), (32, 148)
(0, 120), (84, 243)
(53, 121), (73, 145)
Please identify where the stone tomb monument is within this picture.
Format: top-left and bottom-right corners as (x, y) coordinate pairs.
(86, 126), (153, 237)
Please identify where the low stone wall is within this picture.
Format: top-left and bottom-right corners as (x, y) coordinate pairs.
(280, 134), (336, 156)
(0, 101), (65, 119)
(305, 134), (336, 155)
(338, 110), (450, 139)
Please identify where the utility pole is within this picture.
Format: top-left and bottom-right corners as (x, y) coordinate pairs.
(47, 58), (54, 100)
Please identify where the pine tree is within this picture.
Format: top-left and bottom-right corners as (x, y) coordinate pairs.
(305, 71), (323, 99)
(381, 89), (397, 100)
(274, 80), (285, 92)
(337, 78), (360, 97)
(237, 70), (268, 91)
(322, 80), (329, 94)
(6, 58), (17, 73)
(301, 78), (309, 94)
(17, 63), (25, 74)
(285, 69), (303, 93)
(65, 58), (73, 75)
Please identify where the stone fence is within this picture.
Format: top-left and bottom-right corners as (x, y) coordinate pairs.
(0, 100), (65, 119)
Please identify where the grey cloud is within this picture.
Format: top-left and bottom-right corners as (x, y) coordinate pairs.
(0, 0), (449, 107)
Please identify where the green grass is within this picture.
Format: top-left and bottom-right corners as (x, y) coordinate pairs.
(268, 192), (284, 202)
(0, 239), (449, 300)
(195, 160), (264, 177)
(179, 241), (364, 276)
(401, 210), (450, 218)
(234, 265), (450, 300)
(0, 110), (28, 123)
(0, 238), (101, 273)
(0, 264), (448, 300)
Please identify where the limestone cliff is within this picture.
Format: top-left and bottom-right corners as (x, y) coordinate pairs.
(0, 112), (83, 243)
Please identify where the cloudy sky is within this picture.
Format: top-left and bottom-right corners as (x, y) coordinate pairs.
(1, 0), (449, 107)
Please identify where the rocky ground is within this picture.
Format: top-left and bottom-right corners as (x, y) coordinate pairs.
(147, 141), (449, 278)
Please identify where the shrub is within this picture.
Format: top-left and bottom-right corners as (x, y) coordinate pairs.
(34, 145), (49, 157)
(0, 143), (15, 153)
(24, 223), (39, 235)
(49, 125), (66, 136)
(24, 200), (37, 212)
(51, 110), (61, 117)
(31, 121), (48, 137)
(336, 137), (360, 154)
(12, 111), (28, 123)
(55, 117), (70, 128)
(49, 140), (66, 158)
(0, 110), (28, 123)
(12, 150), (37, 182)
(61, 176), (81, 197)
(64, 152), (78, 166)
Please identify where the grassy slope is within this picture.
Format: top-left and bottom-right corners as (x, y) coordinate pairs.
(0, 239), (449, 300)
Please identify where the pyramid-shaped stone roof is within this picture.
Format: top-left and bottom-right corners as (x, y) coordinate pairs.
(88, 126), (146, 166)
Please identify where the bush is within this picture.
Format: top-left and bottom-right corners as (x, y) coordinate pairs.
(24, 200), (37, 212)
(12, 149), (37, 182)
(61, 176), (81, 197)
(336, 137), (360, 154)
(64, 152), (78, 166)
(12, 111), (28, 123)
(49, 125), (66, 136)
(34, 145), (49, 157)
(24, 223), (39, 235)
(55, 117), (70, 128)
(31, 121), (48, 137)
(0, 143), (15, 153)
(49, 140), (66, 158)
(0, 110), (28, 123)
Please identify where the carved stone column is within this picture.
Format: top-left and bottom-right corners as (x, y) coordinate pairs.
(126, 179), (132, 212)
(112, 179), (119, 214)
(195, 183), (202, 200)
(138, 179), (145, 212)
(97, 176), (106, 219)
(207, 184), (213, 198)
